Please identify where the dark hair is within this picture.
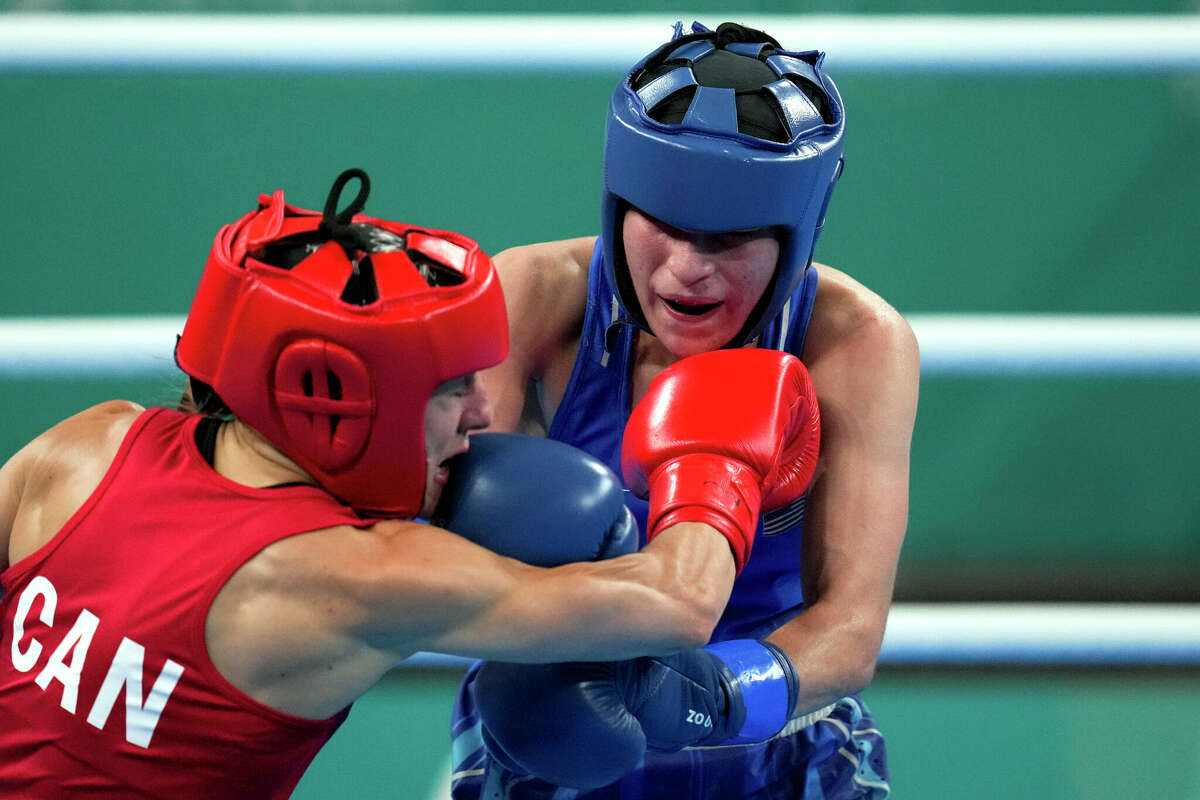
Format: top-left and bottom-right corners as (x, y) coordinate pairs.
(180, 376), (233, 419)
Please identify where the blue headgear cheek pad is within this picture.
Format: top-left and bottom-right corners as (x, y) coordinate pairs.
(601, 33), (846, 347)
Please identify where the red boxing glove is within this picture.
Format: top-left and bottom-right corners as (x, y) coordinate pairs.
(622, 349), (820, 573)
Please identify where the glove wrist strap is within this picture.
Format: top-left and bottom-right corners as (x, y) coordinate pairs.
(703, 639), (798, 744)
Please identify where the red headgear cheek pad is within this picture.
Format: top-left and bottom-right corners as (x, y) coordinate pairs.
(176, 169), (509, 516)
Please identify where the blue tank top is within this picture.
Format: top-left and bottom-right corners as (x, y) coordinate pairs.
(546, 240), (820, 640)
(449, 248), (890, 800)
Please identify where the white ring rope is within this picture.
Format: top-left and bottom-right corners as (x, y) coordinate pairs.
(2, 314), (1199, 377)
(0, 316), (185, 377)
(910, 314), (1200, 375)
(402, 603), (1200, 668)
(1, 14), (1199, 73)
(878, 603), (1200, 665)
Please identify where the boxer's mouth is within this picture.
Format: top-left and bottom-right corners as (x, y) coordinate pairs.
(664, 298), (722, 316)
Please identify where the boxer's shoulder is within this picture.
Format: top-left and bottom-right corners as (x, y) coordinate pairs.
(806, 264), (917, 377)
(18, 400), (144, 486)
(2, 400), (145, 566)
(494, 238), (593, 347)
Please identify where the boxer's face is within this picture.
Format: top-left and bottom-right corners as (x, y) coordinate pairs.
(422, 373), (492, 518)
(622, 207), (779, 358)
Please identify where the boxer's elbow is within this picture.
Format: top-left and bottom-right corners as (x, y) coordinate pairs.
(659, 597), (723, 650)
(634, 604), (718, 653)
(842, 648), (879, 695)
(628, 523), (736, 649)
(643, 563), (729, 650)
(828, 615), (886, 695)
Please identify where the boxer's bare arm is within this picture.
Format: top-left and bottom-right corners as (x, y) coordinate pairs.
(411, 520), (734, 662)
(2, 401), (732, 721)
(765, 266), (919, 712)
(483, 237), (596, 434)
(207, 516), (734, 719)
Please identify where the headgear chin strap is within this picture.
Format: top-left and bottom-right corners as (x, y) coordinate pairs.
(602, 21), (846, 347)
(176, 168), (509, 516)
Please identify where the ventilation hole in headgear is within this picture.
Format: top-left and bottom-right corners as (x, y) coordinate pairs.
(642, 83), (698, 124)
(734, 91), (790, 142)
(251, 231), (327, 271)
(298, 369), (344, 434)
(345, 223), (406, 254)
(326, 369), (342, 436)
(635, 49), (791, 143)
(340, 255), (380, 306)
(691, 48), (777, 90)
(789, 76), (833, 125)
(407, 250), (466, 287)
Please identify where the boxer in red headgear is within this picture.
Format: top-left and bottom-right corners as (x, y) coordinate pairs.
(175, 167), (509, 517)
(0, 168), (815, 798)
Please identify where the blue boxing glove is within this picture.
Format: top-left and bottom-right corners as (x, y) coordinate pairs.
(474, 640), (798, 788)
(436, 433), (640, 788)
(619, 639), (799, 749)
(432, 432), (637, 565)
(474, 661), (647, 789)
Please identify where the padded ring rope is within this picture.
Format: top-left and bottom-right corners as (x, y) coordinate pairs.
(3, 314), (1199, 377)
(403, 603), (1200, 669)
(1, 14), (1198, 73)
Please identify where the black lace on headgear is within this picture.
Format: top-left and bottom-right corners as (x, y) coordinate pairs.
(318, 168), (403, 259)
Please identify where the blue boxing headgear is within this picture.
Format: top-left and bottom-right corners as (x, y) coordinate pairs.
(602, 22), (846, 347)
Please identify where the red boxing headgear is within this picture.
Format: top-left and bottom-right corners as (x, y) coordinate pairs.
(176, 169), (509, 516)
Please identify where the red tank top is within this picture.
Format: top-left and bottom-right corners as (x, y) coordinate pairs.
(0, 408), (371, 799)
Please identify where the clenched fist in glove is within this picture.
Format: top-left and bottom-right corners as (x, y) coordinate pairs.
(622, 348), (820, 573)
(474, 639), (799, 789)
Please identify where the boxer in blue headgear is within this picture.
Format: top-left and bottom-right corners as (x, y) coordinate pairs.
(602, 20), (845, 348)
(450, 21), (919, 800)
